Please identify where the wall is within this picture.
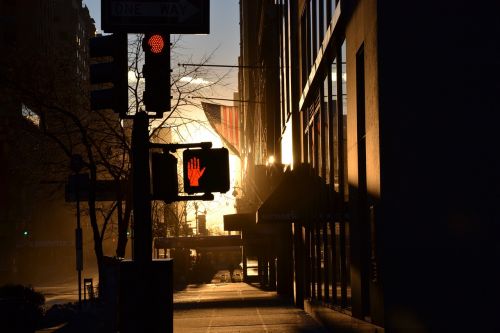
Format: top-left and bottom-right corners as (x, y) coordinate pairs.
(345, 0), (383, 325)
(377, 1), (500, 331)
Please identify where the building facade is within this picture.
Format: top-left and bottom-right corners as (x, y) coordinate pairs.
(239, 0), (500, 331)
(0, 0), (96, 283)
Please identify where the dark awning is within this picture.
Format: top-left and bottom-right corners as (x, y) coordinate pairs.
(223, 213), (255, 231)
(256, 164), (336, 224)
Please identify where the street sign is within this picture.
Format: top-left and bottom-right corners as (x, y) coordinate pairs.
(102, 0), (210, 34)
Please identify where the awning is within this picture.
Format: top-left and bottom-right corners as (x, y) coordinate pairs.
(223, 213), (255, 231)
(256, 164), (338, 224)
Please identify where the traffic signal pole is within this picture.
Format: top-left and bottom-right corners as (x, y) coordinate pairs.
(124, 110), (176, 332)
(131, 111), (152, 264)
(122, 111), (156, 332)
(89, 28), (227, 332)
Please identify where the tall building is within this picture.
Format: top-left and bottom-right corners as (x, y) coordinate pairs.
(238, 1), (500, 331)
(0, 0), (96, 283)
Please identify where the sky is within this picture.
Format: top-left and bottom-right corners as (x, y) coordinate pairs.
(82, 0), (241, 232)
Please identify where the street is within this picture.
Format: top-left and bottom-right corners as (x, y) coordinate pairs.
(174, 283), (328, 332)
(34, 268), (99, 308)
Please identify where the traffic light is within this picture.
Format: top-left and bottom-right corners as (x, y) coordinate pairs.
(151, 152), (178, 202)
(142, 33), (171, 114)
(182, 148), (230, 194)
(89, 33), (128, 116)
(22, 230), (29, 237)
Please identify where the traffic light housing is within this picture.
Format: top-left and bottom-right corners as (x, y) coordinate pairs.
(183, 148), (230, 194)
(142, 33), (171, 114)
(151, 152), (178, 202)
(89, 33), (128, 116)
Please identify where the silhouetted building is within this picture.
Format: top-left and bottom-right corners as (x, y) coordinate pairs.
(237, 1), (500, 332)
(0, 0), (96, 283)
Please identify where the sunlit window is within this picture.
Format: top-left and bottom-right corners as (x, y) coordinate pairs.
(281, 123), (293, 167)
(22, 104), (40, 127)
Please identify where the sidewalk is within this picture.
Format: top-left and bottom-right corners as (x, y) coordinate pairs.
(174, 283), (328, 332)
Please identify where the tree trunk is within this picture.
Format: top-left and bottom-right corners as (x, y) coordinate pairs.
(116, 178), (132, 258)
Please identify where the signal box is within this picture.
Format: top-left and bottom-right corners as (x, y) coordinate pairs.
(151, 152), (178, 202)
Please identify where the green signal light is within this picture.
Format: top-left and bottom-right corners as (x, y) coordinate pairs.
(22, 230), (29, 237)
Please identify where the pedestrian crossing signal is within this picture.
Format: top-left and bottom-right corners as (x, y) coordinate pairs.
(183, 148), (230, 194)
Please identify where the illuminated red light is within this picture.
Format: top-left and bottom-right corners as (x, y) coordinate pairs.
(148, 34), (165, 54)
(187, 157), (205, 187)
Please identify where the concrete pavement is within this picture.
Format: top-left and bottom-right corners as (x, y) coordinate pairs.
(174, 283), (328, 332)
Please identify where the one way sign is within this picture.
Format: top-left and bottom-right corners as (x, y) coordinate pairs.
(102, 0), (209, 34)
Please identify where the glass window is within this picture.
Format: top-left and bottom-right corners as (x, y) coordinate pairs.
(341, 41), (348, 201)
(309, 2), (315, 69)
(314, 0), (320, 55)
(301, 11), (308, 89)
(315, 113), (321, 174)
(331, 59), (340, 192)
(344, 221), (351, 308)
(323, 74), (330, 183)
(328, 39), (351, 310)
(320, 0), (327, 41)
(331, 0), (336, 20)
(328, 221), (335, 304)
(319, 225), (326, 300)
(334, 222), (342, 304)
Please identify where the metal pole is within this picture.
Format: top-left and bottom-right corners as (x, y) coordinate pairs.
(129, 111), (153, 330)
(132, 112), (152, 264)
(75, 175), (82, 310)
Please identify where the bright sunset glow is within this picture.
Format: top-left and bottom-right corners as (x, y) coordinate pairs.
(267, 155), (275, 165)
(163, 104), (239, 233)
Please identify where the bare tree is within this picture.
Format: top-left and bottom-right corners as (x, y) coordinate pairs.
(1, 32), (233, 287)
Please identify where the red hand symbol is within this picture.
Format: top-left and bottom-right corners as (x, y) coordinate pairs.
(187, 157), (206, 187)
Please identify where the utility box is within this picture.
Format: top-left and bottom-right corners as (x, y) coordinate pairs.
(118, 259), (173, 333)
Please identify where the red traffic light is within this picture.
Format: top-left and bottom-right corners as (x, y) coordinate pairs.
(147, 34), (165, 54)
(142, 33), (171, 113)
